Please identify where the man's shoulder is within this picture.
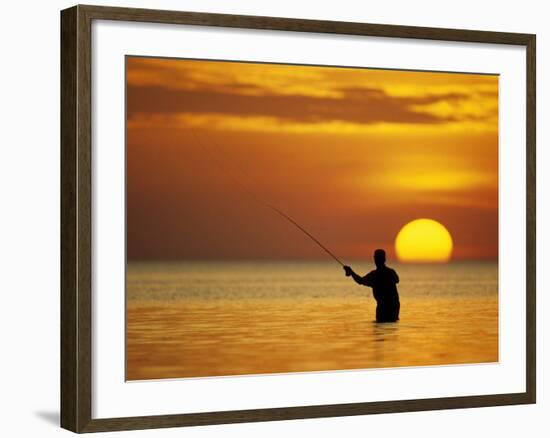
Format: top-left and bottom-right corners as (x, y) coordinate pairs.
(385, 267), (399, 281)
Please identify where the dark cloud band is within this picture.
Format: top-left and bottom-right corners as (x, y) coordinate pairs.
(127, 85), (482, 125)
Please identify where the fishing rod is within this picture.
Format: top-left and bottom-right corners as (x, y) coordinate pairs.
(188, 127), (345, 267)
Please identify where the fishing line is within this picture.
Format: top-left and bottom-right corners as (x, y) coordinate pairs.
(187, 127), (345, 267)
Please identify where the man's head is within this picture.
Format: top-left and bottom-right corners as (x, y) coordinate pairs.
(374, 249), (386, 268)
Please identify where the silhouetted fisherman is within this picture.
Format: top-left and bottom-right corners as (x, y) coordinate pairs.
(343, 249), (400, 322)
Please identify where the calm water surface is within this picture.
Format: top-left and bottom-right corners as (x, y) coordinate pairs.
(126, 261), (498, 380)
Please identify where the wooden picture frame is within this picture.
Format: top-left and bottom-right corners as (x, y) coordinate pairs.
(61, 4), (536, 433)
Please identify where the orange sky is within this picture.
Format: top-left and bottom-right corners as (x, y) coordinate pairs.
(126, 56), (498, 261)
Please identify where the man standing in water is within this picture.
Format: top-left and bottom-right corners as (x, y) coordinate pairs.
(343, 249), (400, 322)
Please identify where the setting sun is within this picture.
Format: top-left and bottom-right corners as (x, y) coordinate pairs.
(395, 219), (453, 263)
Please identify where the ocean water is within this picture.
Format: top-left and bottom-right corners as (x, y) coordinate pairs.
(126, 261), (498, 380)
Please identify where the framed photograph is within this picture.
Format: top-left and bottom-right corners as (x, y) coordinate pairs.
(60, 4), (536, 433)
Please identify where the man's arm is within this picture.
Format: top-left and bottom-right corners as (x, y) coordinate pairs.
(343, 266), (367, 286)
(392, 269), (400, 284)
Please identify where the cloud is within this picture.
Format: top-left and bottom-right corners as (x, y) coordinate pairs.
(127, 84), (488, 126)
(127, 112), (496, 135)
(126, 57), (498, 130)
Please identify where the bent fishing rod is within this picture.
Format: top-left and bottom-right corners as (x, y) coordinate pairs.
(188, 127), (345, 267)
